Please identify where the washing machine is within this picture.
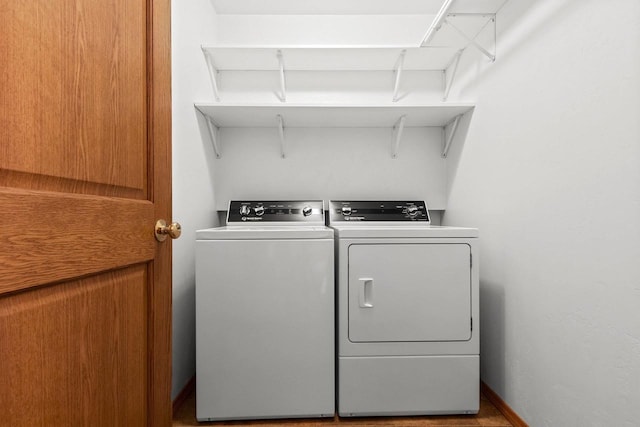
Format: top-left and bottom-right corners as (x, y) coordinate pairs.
(195, 200), (334, 421)
(329, 200), (479, 416)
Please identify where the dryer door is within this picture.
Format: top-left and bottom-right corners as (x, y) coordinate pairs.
(348, 243), (471, 342)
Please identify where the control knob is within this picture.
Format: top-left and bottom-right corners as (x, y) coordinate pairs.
(341, 206), (352, 216)
(302, 206), (313, 217)
(254, 205), (265, 216)
(239, 205), (251, 216)
(406, 205), (419, 217)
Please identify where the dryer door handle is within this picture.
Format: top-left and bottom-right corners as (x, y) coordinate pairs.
(359, 278), (374, 308)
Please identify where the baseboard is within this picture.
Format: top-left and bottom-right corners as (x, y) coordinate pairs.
(172, 377), (520, 423)
(172, 375), (196, 416)
(481, 381), (528, 427)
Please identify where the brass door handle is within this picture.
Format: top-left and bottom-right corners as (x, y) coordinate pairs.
(155, 220), (182, 242)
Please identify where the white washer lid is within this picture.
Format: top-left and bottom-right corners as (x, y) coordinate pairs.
(197, 226), (334, 240)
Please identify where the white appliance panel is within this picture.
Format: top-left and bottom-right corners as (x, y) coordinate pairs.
(196, 225), (333, 240)
(338, 355), (479, 416)
(348, 243), (472, 343)
(336, 237), (479, 357)
(196, 237), (334, 421)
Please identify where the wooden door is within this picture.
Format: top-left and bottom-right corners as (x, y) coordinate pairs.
(0, 0), (172, 425)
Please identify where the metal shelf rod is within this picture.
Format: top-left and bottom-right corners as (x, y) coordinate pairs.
(420, 0), (455, 46)
(443, 49), (463, 101)
(277, 50), (287, 102)
(204, 115), (221, 158)
(202, 48), (221, 102)
(277, 114), (286, 158)
(442, 114), (461, 158)
(392, 50), (406, 102)
(445, 17), (496, 62)
(391, 115), (406, 158)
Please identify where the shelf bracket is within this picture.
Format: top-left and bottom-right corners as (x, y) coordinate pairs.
(444, 16), (496, 62)
(391, 115), (406, 159)
(442, 114), (462, 158)
(203, 114), (221, 159)
(392, 49), (406, 102)
(443, 49), (463, 101)
(277, 114), (286, 158)
(420, 0), (456, 46)
(202, 48), (221, 102)
(277, 50), (287, 102)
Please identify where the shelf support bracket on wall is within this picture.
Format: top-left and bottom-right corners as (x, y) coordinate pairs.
(442, 114), (462, 158)
(277, 50), (287, 102)
(392, 49), (406, 102)
(277, 114), (286, 158)
(444, 17), (496, 62)
(203, 114), (221, 158)
(202, 47), (221, 102)
(443, 49), (463, 101)
(420, 0), (456, 46)
(391, 115), (406, 159)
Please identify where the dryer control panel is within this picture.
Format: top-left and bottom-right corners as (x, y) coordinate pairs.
(329, 200), (430, 224)
(227, 200), (325, 224)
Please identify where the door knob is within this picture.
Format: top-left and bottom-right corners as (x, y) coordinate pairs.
(155, 220), (182, 242)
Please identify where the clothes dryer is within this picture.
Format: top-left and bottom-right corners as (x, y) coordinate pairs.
(196, 200), (334, 421)
(329, 200), (479, 416)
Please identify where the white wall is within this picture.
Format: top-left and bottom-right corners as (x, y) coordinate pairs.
(171, 0), (219, 399)
(214, 15), (434, 45)
(213, 127), (449, 210)
(443, 1), (640, 425)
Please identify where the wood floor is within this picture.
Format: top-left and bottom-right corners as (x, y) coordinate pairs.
(173, 390), (513, 427)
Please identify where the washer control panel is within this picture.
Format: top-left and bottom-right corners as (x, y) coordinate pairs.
(227, 200), (324, 224)
(329, 200), (430, 223)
